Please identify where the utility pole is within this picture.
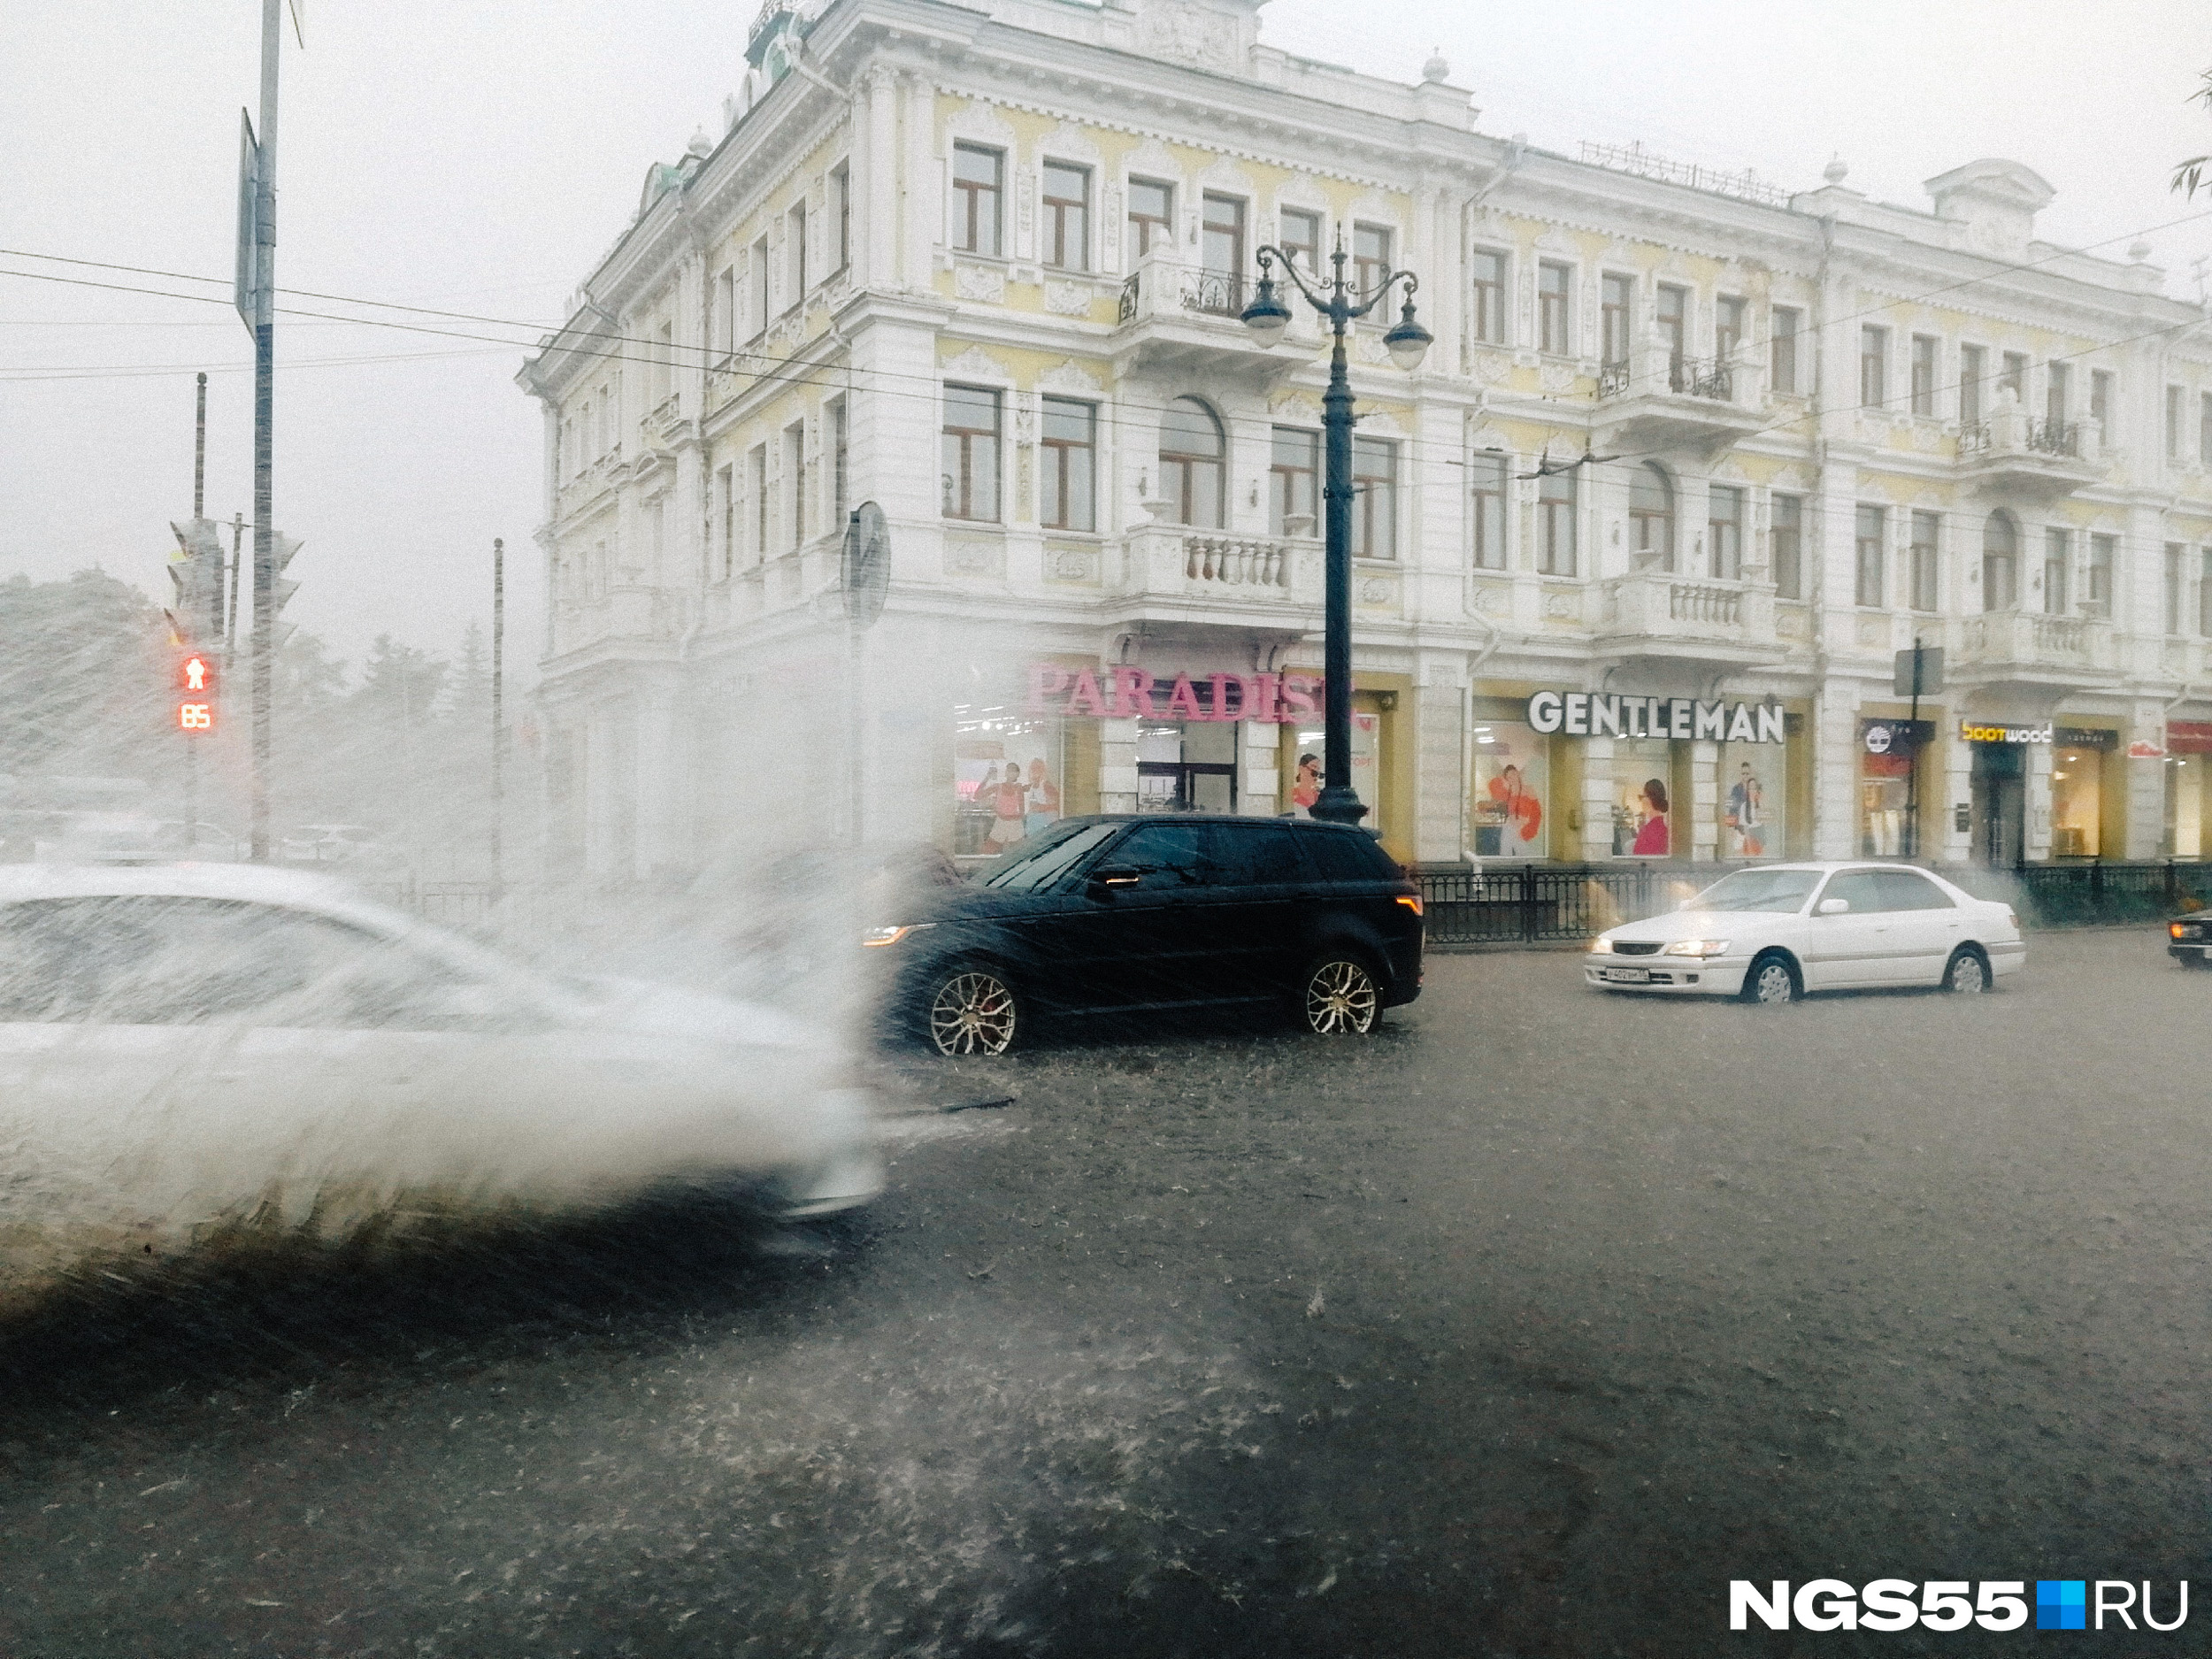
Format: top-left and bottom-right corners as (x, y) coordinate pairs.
(225, 512), (244, 671)
(248, 0), (280, 861)
(188, 371), (207, 840)
(492, 537), (505, 898)
(193, 371), (207, 518)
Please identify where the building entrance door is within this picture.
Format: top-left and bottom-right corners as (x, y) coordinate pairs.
(1135, 719), (1238, 813)
(1970, 741), (2025, 868)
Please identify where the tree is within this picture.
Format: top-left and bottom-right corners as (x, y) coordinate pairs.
(0, 568), (173, 781)
(2174, 66), (2212, 197)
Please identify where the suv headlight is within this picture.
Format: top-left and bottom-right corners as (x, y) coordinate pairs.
(1660, 939), (1731, 958)
(862, 924), (933, 948)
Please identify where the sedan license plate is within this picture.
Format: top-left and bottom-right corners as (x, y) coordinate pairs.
(1601, 966), (1651, 983)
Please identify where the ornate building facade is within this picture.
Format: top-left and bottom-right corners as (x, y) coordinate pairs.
(522, 0), (2212, 882)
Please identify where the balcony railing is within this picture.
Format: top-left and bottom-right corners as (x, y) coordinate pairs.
(1597, 351), (1733, 403)
(1961, 417), (2081, 458)
(1118, 263), (1249, 323)
(1668, 580), (1743, 626)
(1184, 534), (1288, 588)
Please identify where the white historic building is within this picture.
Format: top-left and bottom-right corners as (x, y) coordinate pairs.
(521, 0), (2212, 883)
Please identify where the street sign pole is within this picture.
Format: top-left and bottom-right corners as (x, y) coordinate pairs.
(492, 536), (505, 900)
(1905, 638), (1922, 859)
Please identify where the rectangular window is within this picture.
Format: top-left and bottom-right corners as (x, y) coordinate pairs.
(1471, 249), (1507, 344)
(717, 463), (735, 580)
(2170, 386), (2187, 458)
(1127, 177), (1174, 262)
(1910, 510), (1939, 612)
(829, 398), (849, 526)
(2201, 548), (2212, 636)
(941, 384), (1001, 522)
(787, 202), (808, 304)
(1601, 273), (1632, 368)
(2201, 393), (2212, 465)
(1911, 334), (1938, 417)
(1202, 193), (1247, 288)
(2043, 526), (2070, 616)
(749, 237), (769, 339)
(2167, 542), (2186, 634)
(2046, 360), (2070, 430)
(1715, 295), (1746, 363)
(1470, 450), (1507, 570)
(1351, 435), (1397, 559)
(1860, 326), (1888, 409)
(1770, 306), (1800, 395)
(1538, 469), (1577, 576)
(2001, 352), (2029, 404)
(1855, 503), (1886, 607)
(1960, 344), (1985, 426)
(2091, 370), (2113, 440)
(784, 421), (807, 550)
(1352, 223), (1392, 294)
(2087, 533), (2114, 613)
(749, 444), (768, 566)
(712, 266), (734, 358)
(1538, 262), (1571, 356)
(1279, 207), (1321, 273)
(653, 321), (673, 408)
(1040, 396), (1095, 533)
(952, 142), (1002, 256)
(1770, 493), (1802, 600)
(831, 164), (851, 272)
(1270, 426), (1318, 536)
(1984, 521), (2017, 611)
(1042, 161), (1090, 271)
(1708, 485), (1743, 580)
(1655, 284), (1687, 379)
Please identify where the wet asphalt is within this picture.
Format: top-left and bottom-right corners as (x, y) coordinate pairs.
(1, 928), (2207, 1657)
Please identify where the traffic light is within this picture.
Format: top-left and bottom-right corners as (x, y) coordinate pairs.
(167, 516), (226, 643)
(175, 648), (219, 735)
(265, 531), (303, 652)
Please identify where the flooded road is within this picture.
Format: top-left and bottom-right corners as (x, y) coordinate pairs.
(2, 929), (2204, 1655)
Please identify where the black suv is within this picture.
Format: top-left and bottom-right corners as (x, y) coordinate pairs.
(2168, 911), (2212, 967)
(863, 814), (1425, 1055)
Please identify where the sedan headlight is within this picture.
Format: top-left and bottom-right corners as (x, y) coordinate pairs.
(1588, 934), (1612, 954)
(1660, 939), (1732, 958)
(861, 924), (933, 948)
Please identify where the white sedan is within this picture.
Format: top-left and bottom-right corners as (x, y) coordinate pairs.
(0, 865), (880, 1259)
(1585, 862), (2025, 1004)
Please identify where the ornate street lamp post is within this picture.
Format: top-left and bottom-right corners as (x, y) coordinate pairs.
(1241, 242), (1430, 826)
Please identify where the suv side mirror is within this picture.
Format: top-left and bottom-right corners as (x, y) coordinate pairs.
(1816, 897), (1849, 916)
(1087, 864), (1142, 895)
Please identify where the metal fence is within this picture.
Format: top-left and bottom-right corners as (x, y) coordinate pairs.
(1417, 859), (2212, 948)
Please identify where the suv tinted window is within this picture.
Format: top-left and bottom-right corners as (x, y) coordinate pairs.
(1214, 823), (1310, 886)
(982, 822), (1118, 890)
(1303, 829), (1398, 882)
(1875, 870), (1955, 911)
(1112, 821), (1214, 886)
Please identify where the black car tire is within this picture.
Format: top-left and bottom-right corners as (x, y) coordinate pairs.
(922, 964), (1024, 1056)
(1740, 951), (1801, 1006)
(1942, 945), (1992, 995)
(1298, 952), (1383, 1036)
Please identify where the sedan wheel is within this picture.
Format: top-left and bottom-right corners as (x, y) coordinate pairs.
(1743, 954), (1799, 1006)
(1943, 948), (1990, 995)
(1302, 956), (1380, 1036)
(926, 969), (1020, 1056)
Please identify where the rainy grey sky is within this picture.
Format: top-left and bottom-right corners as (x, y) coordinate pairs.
(4, 0), (2207, 679)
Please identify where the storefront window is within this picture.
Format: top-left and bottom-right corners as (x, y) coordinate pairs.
(1611, 737), (1671, 856)
(2170, 757), (2206, 857)
(1860, 740), (1913, 857)
(955, 708), (1064, 856)
(1718, 741), (1784, 858)
(1471, 721), (1548, 857)
(2049, 743), (2102, 857)
(1286, 706), (1381, 832)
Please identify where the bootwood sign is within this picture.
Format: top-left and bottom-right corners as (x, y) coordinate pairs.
(1526, 691), (1785, 744)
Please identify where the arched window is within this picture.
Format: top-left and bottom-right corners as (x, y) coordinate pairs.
(1982, 511), (2019, 611)
(1159, 396), (1226, 528)
(1629, 463), (1675, 570)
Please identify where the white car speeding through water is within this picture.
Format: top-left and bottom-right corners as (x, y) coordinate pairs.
(1586, 863), (2025, 1004)
(0, 865), (881, 1251)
